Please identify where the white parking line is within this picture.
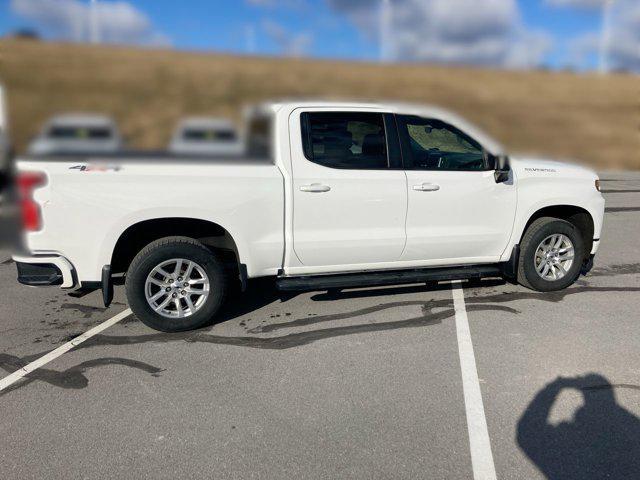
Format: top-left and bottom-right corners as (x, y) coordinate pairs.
(0, 308), (132, 392)
(451, 281), (497, 480)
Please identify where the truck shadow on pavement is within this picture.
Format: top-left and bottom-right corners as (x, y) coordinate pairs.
(85, 300), (518, 350)
(309, 281), (640, 309)
(0, 281), (514, 396)
(605, 207), (640, 213)
(2, 278), (640, 396)
(0, 355), (163, 396)
(518, 374), (640, 480)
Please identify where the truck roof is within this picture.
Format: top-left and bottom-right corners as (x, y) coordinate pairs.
(43, 113), (117, 128)
(175, 117), (236, 129)
(266, 100), (506, 155)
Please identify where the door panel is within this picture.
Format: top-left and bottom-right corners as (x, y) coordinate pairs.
(403, 170), (515, 261)
(289, 110), (407, 267)
(397, 114), (516, 262)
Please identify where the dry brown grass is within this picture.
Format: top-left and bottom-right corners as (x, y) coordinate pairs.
(0, 39), (638, 169)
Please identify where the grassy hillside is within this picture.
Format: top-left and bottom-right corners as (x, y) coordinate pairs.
(0, 39), (638, 169)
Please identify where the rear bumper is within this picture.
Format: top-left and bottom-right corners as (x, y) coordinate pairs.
(13, 254), (76, 288)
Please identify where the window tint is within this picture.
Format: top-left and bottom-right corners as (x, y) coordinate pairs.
(49, 126), (112, 139)
(302, 112), (388, 169)
(246, 115), (272, 158)
(397, 115), (486, 171)
(183, 129), (237, 142)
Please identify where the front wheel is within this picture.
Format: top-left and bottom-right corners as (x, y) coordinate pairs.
(517, 217), (585, 292)
(125, 236), (227, 332)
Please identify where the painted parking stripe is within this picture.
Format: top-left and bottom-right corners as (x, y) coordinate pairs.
(451, 281), (497, 480)
(0, 308), (132, 392)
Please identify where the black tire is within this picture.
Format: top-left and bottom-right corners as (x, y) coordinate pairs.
(517, 217), (585, 292)
(125, 236), (227, 332)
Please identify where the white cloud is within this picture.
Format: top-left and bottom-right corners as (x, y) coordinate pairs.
(262, 19), (313, 56)
(546, 0), (608, 9)
(10, 0), (170, 46)
(567, 0), (640, 71)
(327, 0), (552, 68)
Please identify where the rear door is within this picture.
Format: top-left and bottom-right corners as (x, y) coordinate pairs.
(288, 109), (407, 268)
(397, 114), (516, 263)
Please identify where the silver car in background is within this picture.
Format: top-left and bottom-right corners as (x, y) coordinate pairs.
(168, 117), (244, 156)
(27, 113), (122, 155)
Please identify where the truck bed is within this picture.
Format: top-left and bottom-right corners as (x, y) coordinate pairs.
(16, 154), (285, 283)
(18, 150), (271, 164)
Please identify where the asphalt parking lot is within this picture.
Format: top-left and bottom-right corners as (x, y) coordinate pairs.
(1, 172), (639, 479)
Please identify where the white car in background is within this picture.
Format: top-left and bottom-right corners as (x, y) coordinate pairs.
(27, 114), (122, 156)
(169, 117), (244, 156)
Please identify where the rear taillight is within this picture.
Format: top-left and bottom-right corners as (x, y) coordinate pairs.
(595, 179), (601, 192)
(17, 171), (46, 231)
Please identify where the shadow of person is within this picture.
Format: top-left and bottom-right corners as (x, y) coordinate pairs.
(517, 374), (640, 479)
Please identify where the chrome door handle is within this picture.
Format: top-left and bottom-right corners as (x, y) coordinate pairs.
(412, 183), (440, 192)
(300, 183), (331, 193)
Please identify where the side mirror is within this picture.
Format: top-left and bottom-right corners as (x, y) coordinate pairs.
(494, 155), (510, 183)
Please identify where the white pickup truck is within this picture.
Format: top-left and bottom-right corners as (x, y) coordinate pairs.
(13, 101), (605, 332)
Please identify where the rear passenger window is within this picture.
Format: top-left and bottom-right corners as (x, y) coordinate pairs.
(301, 112), (388, 169)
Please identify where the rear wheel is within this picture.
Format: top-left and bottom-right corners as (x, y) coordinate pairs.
(125, 236), (227, 332)
(517, 217), (584, 292)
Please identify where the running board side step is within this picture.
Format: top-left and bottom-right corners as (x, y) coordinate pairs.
(276, 265), (504, 292)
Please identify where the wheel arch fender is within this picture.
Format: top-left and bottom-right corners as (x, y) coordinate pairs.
(96, 209), (250, 279)
(502, 201), (596, 262)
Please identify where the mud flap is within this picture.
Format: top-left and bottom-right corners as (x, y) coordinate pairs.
(102, 265), (114, 307)
(502, 244), (520, 281)
(581, 254), (595, 276)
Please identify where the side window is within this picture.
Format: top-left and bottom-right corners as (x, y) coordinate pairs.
(247, 114), (272, 159)
(397, 115), (486, 171)
(183, 129), (237, 142)
(301, 112), (388, 169)
(49, 126), (112, 139)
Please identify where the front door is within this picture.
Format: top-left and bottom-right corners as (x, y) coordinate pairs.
(397, 114), (516, 263)
(289, 110), (407, 268)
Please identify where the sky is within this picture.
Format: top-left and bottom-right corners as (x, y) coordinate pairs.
(1, 0), (638, 72)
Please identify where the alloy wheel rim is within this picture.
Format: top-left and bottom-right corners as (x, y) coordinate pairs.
(534, 234), (575, 281)
(144, 258), (210, 318)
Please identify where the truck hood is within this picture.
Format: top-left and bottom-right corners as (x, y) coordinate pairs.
(509, 156), (598, 181)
